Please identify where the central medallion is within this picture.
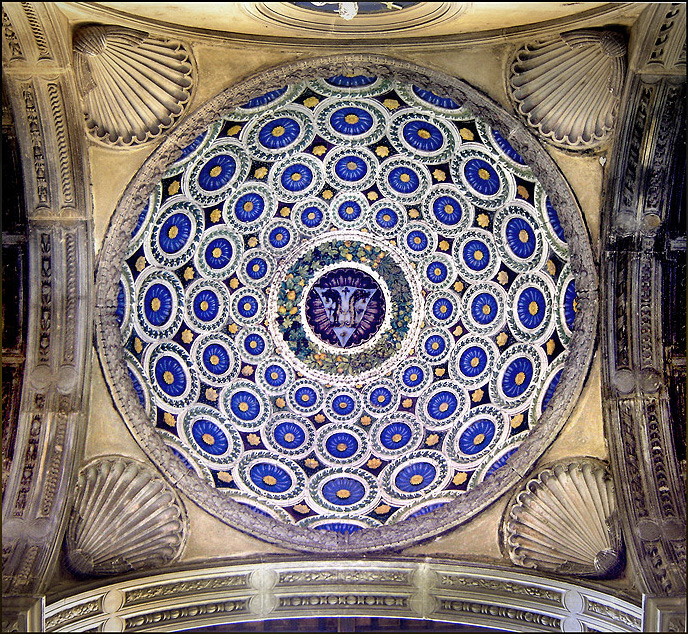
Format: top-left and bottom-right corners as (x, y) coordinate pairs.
(268, 231), (423, 385)
(306, 267), (385, 349)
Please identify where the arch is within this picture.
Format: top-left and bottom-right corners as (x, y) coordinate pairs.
(44, 557), (641, 633)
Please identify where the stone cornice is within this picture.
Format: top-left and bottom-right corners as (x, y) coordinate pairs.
(62, 2), (642, 51)
(43, 557), (643, 633)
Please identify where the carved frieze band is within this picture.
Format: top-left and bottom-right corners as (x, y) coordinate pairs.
(3, 4), (93, 218)
(43, 559), (643, 633)
(1, 596), (44, 634)
(508, 29), (626, 150)
(2, 1), (95, 603)
(64, 456), (188, 577)
(72, 24), (194, 147)
(632, 3), (686, 74)
(2, 6), (24, 60)
(1, 2), (65, 65)
(502, 458), (624, 579)
(600, 8), (686, 599)
(2, 222), (93, 596)
(643, 595), (687, 633)
(4, 74), (86, 218)
(20, 82), (50, 211)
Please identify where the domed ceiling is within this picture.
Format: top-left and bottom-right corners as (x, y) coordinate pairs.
(96, 57), (596, 552)
(90, 2), (611, 40)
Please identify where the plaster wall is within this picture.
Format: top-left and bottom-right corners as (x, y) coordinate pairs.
(93, 2), (614, 38)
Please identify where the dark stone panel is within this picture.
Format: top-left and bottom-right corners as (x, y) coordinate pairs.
(2, 364), (23, 501)
(2, 87), (27, 236)
(2, 87), (29, 506)
(2, 244), (28, 354)
(661, 100), (686, 468)
(185, 616), (504, 632)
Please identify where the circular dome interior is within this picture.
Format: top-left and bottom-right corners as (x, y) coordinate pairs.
(97, 57), (595, 552)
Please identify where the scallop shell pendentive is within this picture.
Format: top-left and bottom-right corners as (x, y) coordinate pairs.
(508, 30), (626, 150)
(503, 459), (623, 578)
(73, 25), (194, 146)
(65, 456), (188, 577)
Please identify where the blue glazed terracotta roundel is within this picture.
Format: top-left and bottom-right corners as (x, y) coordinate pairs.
(108, 71), (588, 538)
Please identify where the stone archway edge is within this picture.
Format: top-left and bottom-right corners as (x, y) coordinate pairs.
(43, 557), (641, 633)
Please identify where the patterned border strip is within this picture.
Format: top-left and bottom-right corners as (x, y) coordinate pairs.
(599, 59), (686, 596)
(2, 2), (94, 603)
(43, 558), (642, 633)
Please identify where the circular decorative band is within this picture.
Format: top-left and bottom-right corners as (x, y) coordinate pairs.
(268, 231), (423, 385)
(96, 55), (597, 554)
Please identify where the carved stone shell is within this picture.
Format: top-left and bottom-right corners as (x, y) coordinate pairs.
(508, 30), (626, 150)
(65, 456), (188, 577)
(73, 25), (194, 146)
(503, 459), (624, 578)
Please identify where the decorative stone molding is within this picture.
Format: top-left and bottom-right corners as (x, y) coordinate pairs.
(2, 2), (93, 608)
(43, 558), (643, 632)
(1, 75), (87, 218)
(245, 2), (469, 36)
(59, 1), (641, 52)
(2, 221), (93, 596)
(642, 595), (687, 633)
(3, 4), (90, 220)
(2, 6), (24, 61)
(1, 596), (44, 634)
(94, 53), (599, 554)
(508, 29), (626, 151)
(502, 458), (624, 578)
(1, 2), (70, 66)
(600, 2), (686, 599)
(631, 3), (686, 74)
(72, 24), (194, 147)
(64, 456), (188, 577)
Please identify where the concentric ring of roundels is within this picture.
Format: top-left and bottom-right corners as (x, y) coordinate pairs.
(114, 75), (580, 532)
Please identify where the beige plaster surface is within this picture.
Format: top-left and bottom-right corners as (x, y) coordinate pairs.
(545, 147), (606, 249)
(91, 2), (613, 39)
(192, 41), (511, 112)
(191, 41), (512, 113)
(402, 44), (512, 111)
(401, 492), (510, 562)
(539, 354), (608, 465)
(91, 144), (158, 254)
(191, 45), (301, 107)
(181, 496), (298, 564)
(85, 350), (149, 464)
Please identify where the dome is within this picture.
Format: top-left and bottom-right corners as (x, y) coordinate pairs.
(96, 56), (596, 552)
